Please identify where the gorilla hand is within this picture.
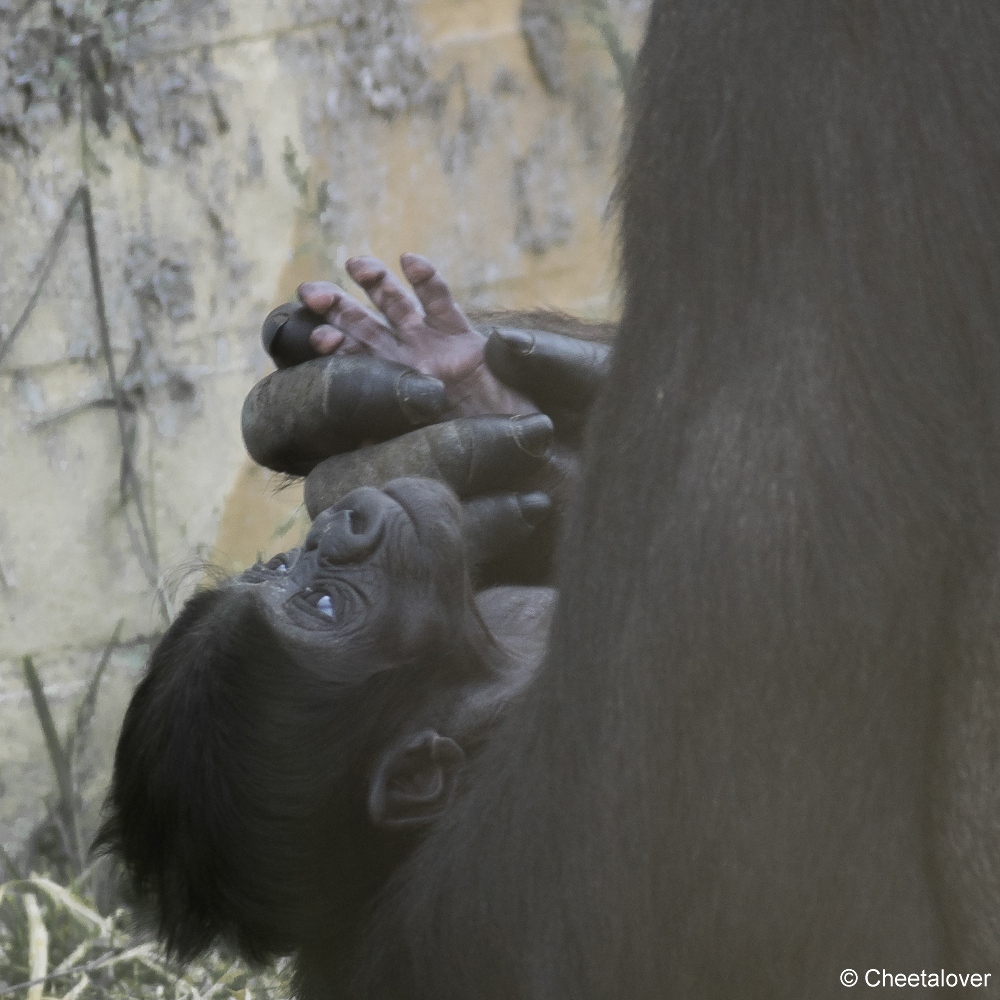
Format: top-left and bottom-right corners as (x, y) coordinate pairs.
(244, 253), (540, 476)
(243, 254), (613, 581)
(297, 253), (539, 419)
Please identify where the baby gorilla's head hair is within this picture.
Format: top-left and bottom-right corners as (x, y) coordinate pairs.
(96, 577), (478, 963)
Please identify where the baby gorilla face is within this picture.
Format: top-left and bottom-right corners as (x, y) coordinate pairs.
(97, 476), (551, 966)
(233, 477), (472, 679)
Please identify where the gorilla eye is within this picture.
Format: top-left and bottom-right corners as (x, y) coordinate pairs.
(301, 590), (336, 619)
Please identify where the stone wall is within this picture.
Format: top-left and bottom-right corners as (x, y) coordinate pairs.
(0, 0), (647, 862)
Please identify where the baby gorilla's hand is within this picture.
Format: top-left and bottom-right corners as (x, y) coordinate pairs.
(297, 254), (538, 419)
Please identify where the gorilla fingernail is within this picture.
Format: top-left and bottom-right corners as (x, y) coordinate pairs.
(495, 327), (536, 355)
(517, 492), (552, 527)
(511, 413), (554, 457)
(261, 303), (293, 354)
(397, 372), (447, 424)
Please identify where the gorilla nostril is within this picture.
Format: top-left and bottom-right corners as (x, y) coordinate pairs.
(309, 493), (385, 563)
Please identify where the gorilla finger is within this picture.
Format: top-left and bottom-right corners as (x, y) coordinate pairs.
(430, 413), (555, 498)
(484, 327), (611, 412)
(347, 255), (425, 332)
(400, 253), (472, 334)
(307, 283), (402, 352)
(310, 325), (346, 353)
(295, 280), (340, 315)
(242, 355), (447, 474)
(462, 493), (552, 570)
(262, 302), (329, 368)
(303, 414), (554, 517)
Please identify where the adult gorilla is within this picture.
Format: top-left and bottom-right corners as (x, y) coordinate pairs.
(249, 2), (1000, 998)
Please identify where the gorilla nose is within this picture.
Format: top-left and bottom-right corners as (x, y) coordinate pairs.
(306, 488), (389, 563)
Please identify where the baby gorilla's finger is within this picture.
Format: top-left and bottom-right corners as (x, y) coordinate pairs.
(484, 327), (611, 413)
(298, 280), (396, 351)
(347, 255), (425, 332)
(295, 280), (339, 315)
(242, 355), (448, 475)
(303, 414), (554, 518)
(310, 324), (346, 354)
(461, 492), (552, 573)
(400, 253), (472, 334)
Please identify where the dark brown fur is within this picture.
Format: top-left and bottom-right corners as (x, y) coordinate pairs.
(336, 5), (1000, 998)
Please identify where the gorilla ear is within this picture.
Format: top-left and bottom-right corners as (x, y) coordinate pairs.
(368, 729), (466, 831)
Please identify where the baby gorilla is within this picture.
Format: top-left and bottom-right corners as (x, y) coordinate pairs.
(97, 478), (552, 973)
